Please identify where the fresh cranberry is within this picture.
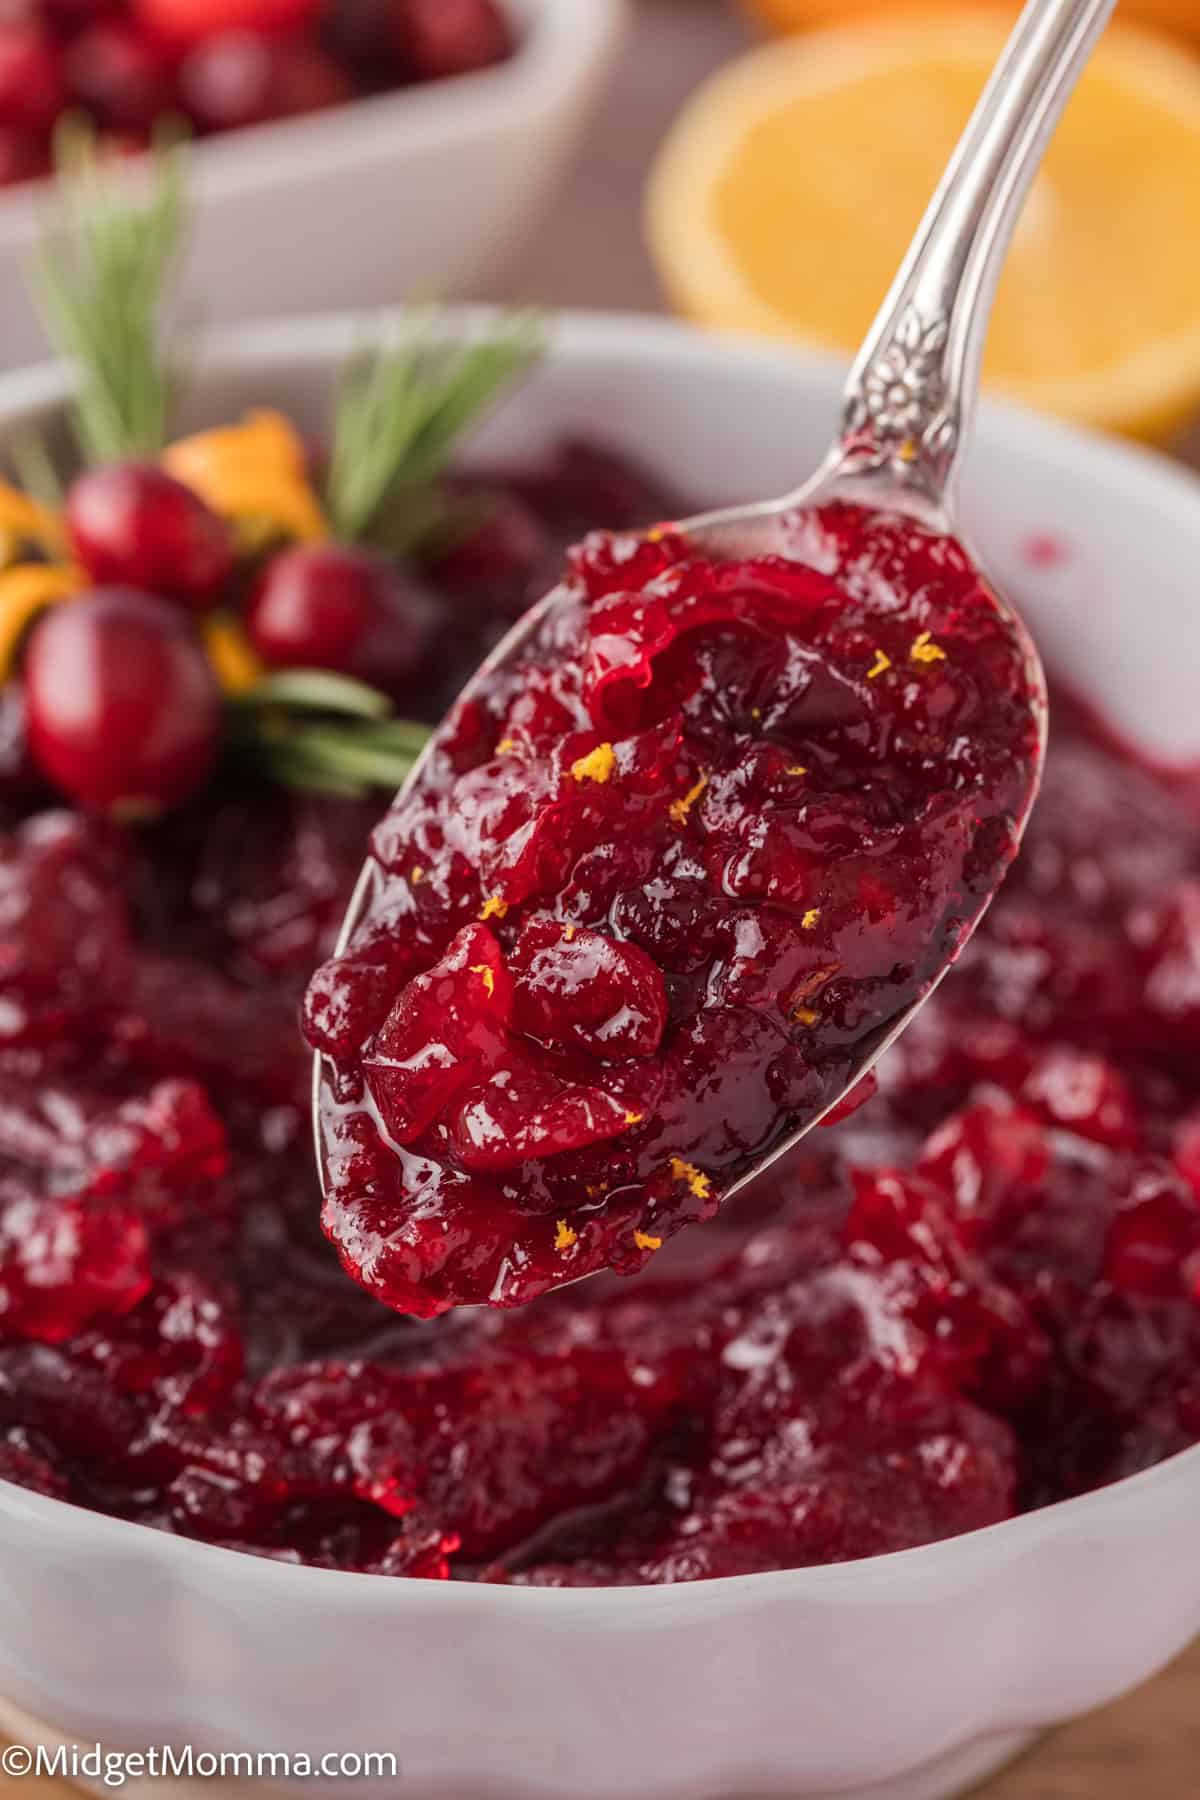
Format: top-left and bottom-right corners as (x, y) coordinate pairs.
(0, 23), (64, 132)
(64, 21), (176, 133)
(23, 589), (221, 818)
(179, 29), (352, 132)
(133, 0), (321, 46)
(246, 543), (435, 696)
(391, 0), (513, 82)
(66, 463), (236, 610)
(0, 121), (48, 183)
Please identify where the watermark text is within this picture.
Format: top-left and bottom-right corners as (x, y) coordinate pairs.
(2, 1741), (400, 1787)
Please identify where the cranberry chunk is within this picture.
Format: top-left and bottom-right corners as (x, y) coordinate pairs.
(510, 918), (668, 1060)
(449, 1063), (643, 1173)
(362, 922), (512, 1144)
(1103, 1161), (1200, 1300)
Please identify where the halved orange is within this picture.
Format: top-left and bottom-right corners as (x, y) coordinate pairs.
(647, 16), (1200, 438)
(744, 1), (1200, 49)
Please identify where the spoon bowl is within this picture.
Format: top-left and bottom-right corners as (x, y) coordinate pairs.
(313, 0), (1113, 1293)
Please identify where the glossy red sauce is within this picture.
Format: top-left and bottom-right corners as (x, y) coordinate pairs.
(0, 446), (1195, 1582)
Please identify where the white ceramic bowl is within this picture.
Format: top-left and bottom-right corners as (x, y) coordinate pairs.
(0, 0), (626, 371)
(0, 311), (1198, 1800)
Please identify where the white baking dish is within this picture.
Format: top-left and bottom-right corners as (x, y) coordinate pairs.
(0, 309), (1197, 1800)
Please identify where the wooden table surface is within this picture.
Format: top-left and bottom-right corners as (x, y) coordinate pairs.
(2, 3), (1197, 1794)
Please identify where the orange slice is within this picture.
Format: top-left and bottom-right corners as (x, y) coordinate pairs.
(647, 16), (1200, 439)
(744, 1), (1200, 49)
(164, 409), (329, 544)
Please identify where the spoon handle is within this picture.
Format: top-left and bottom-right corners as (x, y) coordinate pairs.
(837, 0), (1116, 505)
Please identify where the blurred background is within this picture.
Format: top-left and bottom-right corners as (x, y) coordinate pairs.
(3, 0), (1200, 450)
(487, 0), (1200, 447)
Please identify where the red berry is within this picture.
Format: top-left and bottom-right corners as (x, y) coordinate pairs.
(392, 0), (513, 81)
(133, 0), (321, 47)
(0, 121), (48, 183)
(67, 463), (236, 610)
(64, 21), (176, 132)
(246, 544), (436, 695)
(23, 590), (221, 818)
(180, 28), (351, 131)
(0, 24), (64, 132)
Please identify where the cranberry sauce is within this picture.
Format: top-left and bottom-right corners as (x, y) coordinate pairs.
(309, 505), (1043, 1318)
(0, 443), (1197, 1585)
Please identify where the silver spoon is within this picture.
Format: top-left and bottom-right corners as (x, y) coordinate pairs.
(315, 0), (1112, 1219)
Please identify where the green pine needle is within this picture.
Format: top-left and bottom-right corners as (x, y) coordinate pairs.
(227, 670), (432, 798)
(233, 668), (396, 721)
(34, 116), (186, 467)
(325, 310), (544, 547)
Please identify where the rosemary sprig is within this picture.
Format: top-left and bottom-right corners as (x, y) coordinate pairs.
(21, 127), (539, 807)
(325, 310), (544, 547)
(34, 116), (186, 467)
(227, 669), (431, 797)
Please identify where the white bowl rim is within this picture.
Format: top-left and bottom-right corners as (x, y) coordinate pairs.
(1, 302), (1198, 1608)
(0, 0), (626, 245)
